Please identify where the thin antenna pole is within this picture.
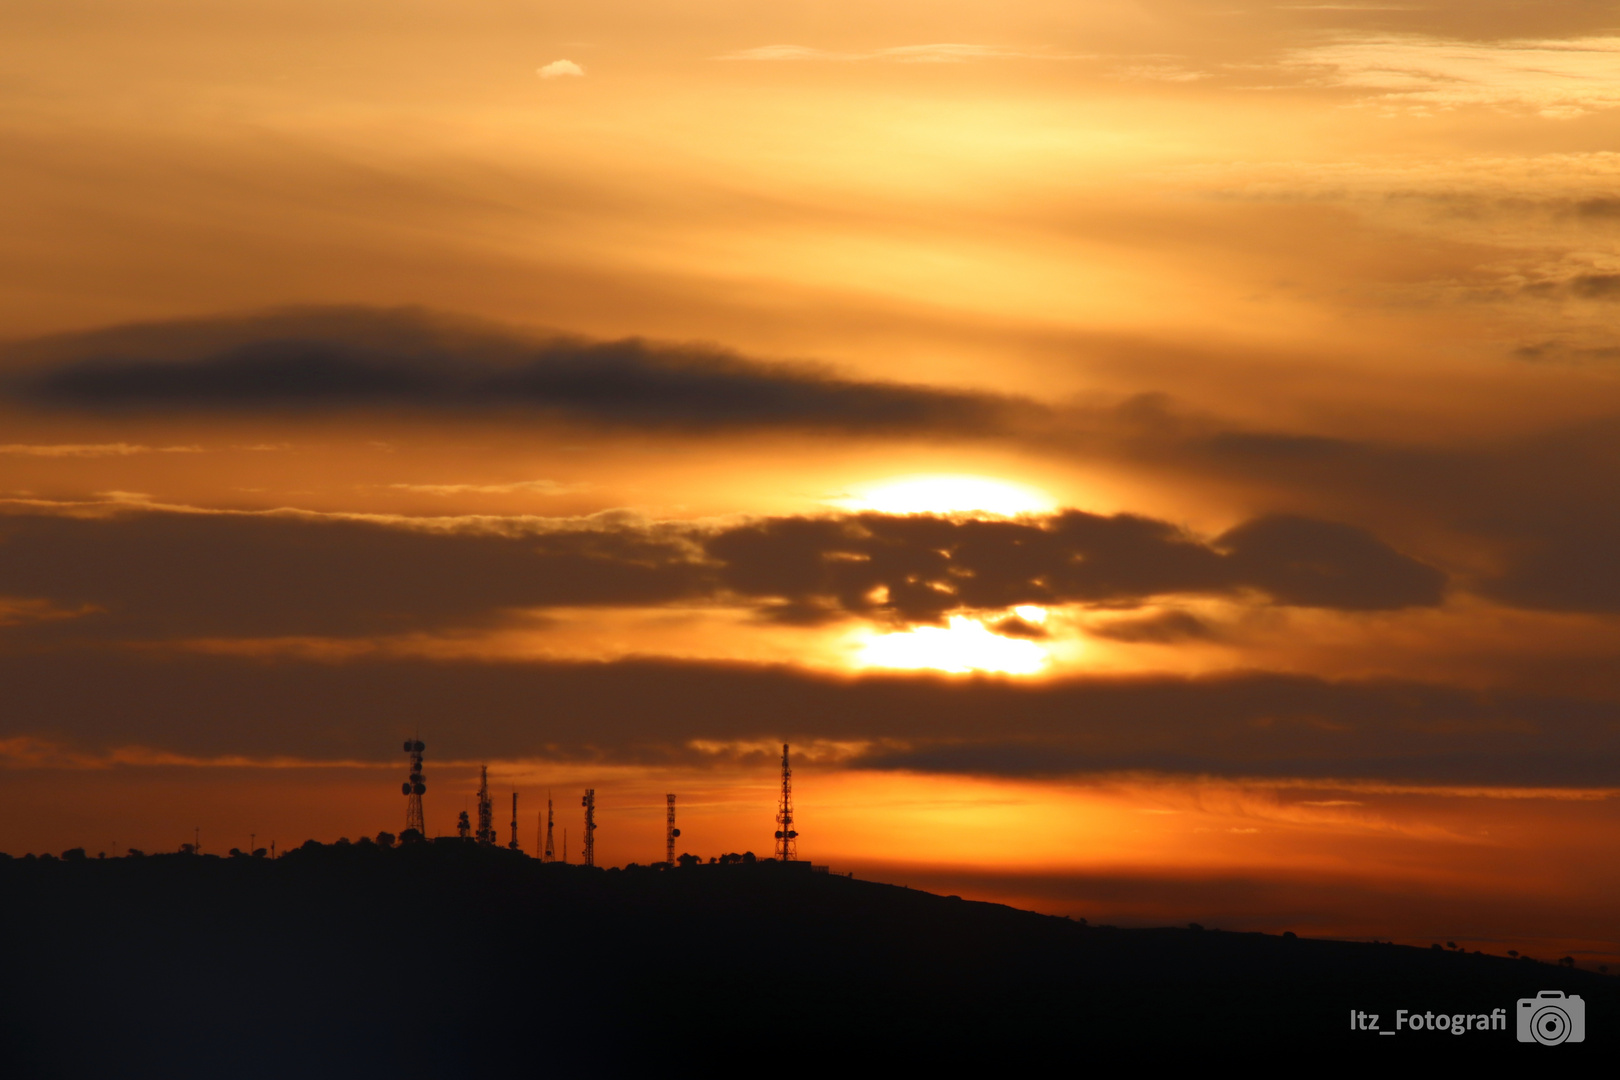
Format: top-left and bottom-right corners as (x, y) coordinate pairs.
(581, 789), (596, 868)
(665, 794), (677, 866)
(475, 766), (494, 845)
(774, 744), (797, 861)
(403, 740), (426, 837)
(509, 792), (519, 850)
(544, 793), (555, 863)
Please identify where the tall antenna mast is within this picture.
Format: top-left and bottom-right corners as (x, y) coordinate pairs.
(402, 740), (426, 837)
(508, 792), (519, 850)
(544, 793), (555, 862)
(581, 789), (597, 868)
(774, 743), (797, 861)
(476, 766), (495, 846)
(665, 794), (679, 865)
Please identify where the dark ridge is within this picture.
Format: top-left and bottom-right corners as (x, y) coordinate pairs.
(0, 842), (1612, 1074)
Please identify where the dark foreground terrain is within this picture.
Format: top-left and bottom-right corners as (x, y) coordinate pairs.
(1, 841), (1613, 1075)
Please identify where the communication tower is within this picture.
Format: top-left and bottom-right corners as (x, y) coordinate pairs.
(665, 794), (680, 865)
(774, 743), (798, 861)
(457, 809), (470, 839)
(401, 740), (426, 836)
(476, 766), (495, 845)
(581, 789), (597, 867)
(544, 793), (555, 862)
(508, 792), (519, 850)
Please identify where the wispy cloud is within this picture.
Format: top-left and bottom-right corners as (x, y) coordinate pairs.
(716, 43), (1084, 64)
(1284, 35), (1620, 118)
(0, 443), (202, 457)
(386, 480), (590, 496)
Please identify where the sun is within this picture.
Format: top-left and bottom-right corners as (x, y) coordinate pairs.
(856, 615), (1048, 675)
(831, 474), (1055, 516)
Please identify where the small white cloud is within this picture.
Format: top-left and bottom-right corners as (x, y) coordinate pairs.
(538, 59), (585, 79)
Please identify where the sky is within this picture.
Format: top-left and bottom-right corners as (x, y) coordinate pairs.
(2, 0), (1619, 964)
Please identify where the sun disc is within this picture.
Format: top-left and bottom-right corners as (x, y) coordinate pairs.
(833, 474), (1054, 516)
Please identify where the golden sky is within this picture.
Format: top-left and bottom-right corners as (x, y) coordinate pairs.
(3, 0), (1619, 963)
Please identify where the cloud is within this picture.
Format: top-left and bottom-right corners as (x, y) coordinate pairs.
(537, 60), (584, 79)
(0, 500), (1445, 646)
(0, 443), (202, 457)
(386, 480), (589, 496)
(707, 510), (1444, 624)
(1284, 35), (1620, 118)
(1088, 609), (1215, 644)
(0, 503), (708, 641)
(1, 651), (1615, 788)
(716, 44), (1078, 64)
(1188, 419), (1620, 615)
(5, 307), (1023, 435)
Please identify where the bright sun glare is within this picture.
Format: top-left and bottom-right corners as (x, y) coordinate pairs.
(857, 615), (1048, 675)
(832, 474), (1055, 516)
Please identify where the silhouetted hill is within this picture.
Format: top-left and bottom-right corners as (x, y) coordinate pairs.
(1, 841), (1612, 1075)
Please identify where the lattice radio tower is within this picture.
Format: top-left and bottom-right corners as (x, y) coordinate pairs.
(665, 794), (680, 865)
(581, 789), (597, 867)
(402, 740), (426, 836)
(476, 766), (495, 846)
(774, 743), (798, 861)
(508, 792), (519, 850)
(544, 793), (555, 862)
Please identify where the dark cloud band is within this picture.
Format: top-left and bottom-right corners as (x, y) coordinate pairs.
(2, 652), (1613, 788)
(5, 308), (1021, 434)
(0, 502), (1445, 643)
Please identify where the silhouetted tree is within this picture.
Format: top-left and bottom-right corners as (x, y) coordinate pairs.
(1508, 950), (1519, 957)
(252, 848), (268, 858)
(399, 828), (424, 845)
(61, 848), (87, 861)
(743, 851), (757, 864)
(676, 853), (700, 868)
(375, 832), (396, 848)
(229, 848), (244, 857)
(127, 848), (145, 857)
(179, 843), (195, 855)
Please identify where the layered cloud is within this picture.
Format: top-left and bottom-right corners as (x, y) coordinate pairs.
(1, 650), (1614, 788)
(5, 309), (1022, 434)
(1284, 35), (1620, 118)
(0, 501), (1444, 643)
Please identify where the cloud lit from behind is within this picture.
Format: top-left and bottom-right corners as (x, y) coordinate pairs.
(537, 60), (584, 79)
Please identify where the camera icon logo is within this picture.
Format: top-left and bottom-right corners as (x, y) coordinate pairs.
(1517, 991), (1585, 1045)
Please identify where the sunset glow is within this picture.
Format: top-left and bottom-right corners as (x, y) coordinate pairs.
(3, 0), (1620, 976)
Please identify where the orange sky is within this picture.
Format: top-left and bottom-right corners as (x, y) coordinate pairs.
(2, 0), (1619, 965)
